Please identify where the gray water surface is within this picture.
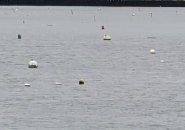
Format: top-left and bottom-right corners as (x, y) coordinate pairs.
(0, 6), (185, 130)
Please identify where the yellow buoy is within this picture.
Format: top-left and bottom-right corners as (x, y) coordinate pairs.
(79, 79), (85, 85)
(103, 35), (111, 40)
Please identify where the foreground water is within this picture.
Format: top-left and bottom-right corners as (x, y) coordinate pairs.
(0, 6), (185, 130)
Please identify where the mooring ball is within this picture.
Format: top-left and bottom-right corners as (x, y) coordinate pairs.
(150, 49), (156, 54)
(103, 35), (111, 40)
(55, 82), (62, 85)
(28, 60), (38, 68)
(24, 83), (31, 87)
(79, 79), (85, 85)
(101, 25), (105, 30)
(18, 34), (21, 39)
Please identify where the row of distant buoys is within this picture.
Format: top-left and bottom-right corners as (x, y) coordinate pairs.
(131, 12), (152, 17)
(18, 25), (111, 41)
(101, 25), (112, 40)
(25, 60), (38, 87)
(150, 49), (165, 63)
(26, 59), (85, 87)
(24, 79), (85, 87)
(18, 32), (112, 41)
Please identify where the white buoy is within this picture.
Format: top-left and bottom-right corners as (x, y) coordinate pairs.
(28, 60), (38, 68)
(103, 35), (111, 40)
(24, 83), (31, 87)
(150, 49), (156, 54)
(132, 13), (135, 16)
(55, 82), (62, 85)
(160, 60), (164, 63)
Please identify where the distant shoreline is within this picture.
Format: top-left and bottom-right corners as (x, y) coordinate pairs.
(0, 1), (185, 7)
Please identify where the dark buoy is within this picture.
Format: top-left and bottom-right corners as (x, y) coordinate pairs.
(18, 34), (21, 39)
(79, 79), (85, 85)
(101, 26), (104, 30)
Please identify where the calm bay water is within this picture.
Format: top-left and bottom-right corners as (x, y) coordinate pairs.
(0, 6), (185, 130)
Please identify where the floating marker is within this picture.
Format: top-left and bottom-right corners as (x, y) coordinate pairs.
(149, 12), (153, 17)
(132, 13), (135, 16)
(24, 83), (31, 87)
(101, 25), (104, 30)
(47, 24), (53, 27)
(103, 35), (111, 40)
(79, 79), (85, 85)
(28, 60), (38, 68)
(18, 34), (21, 39)
(150, 49), (156, 54)
(55, 82), (62, 85)
(94, 15), (96, 21)
(160, 60), (164, 63)
(70, 9), (74, 15)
